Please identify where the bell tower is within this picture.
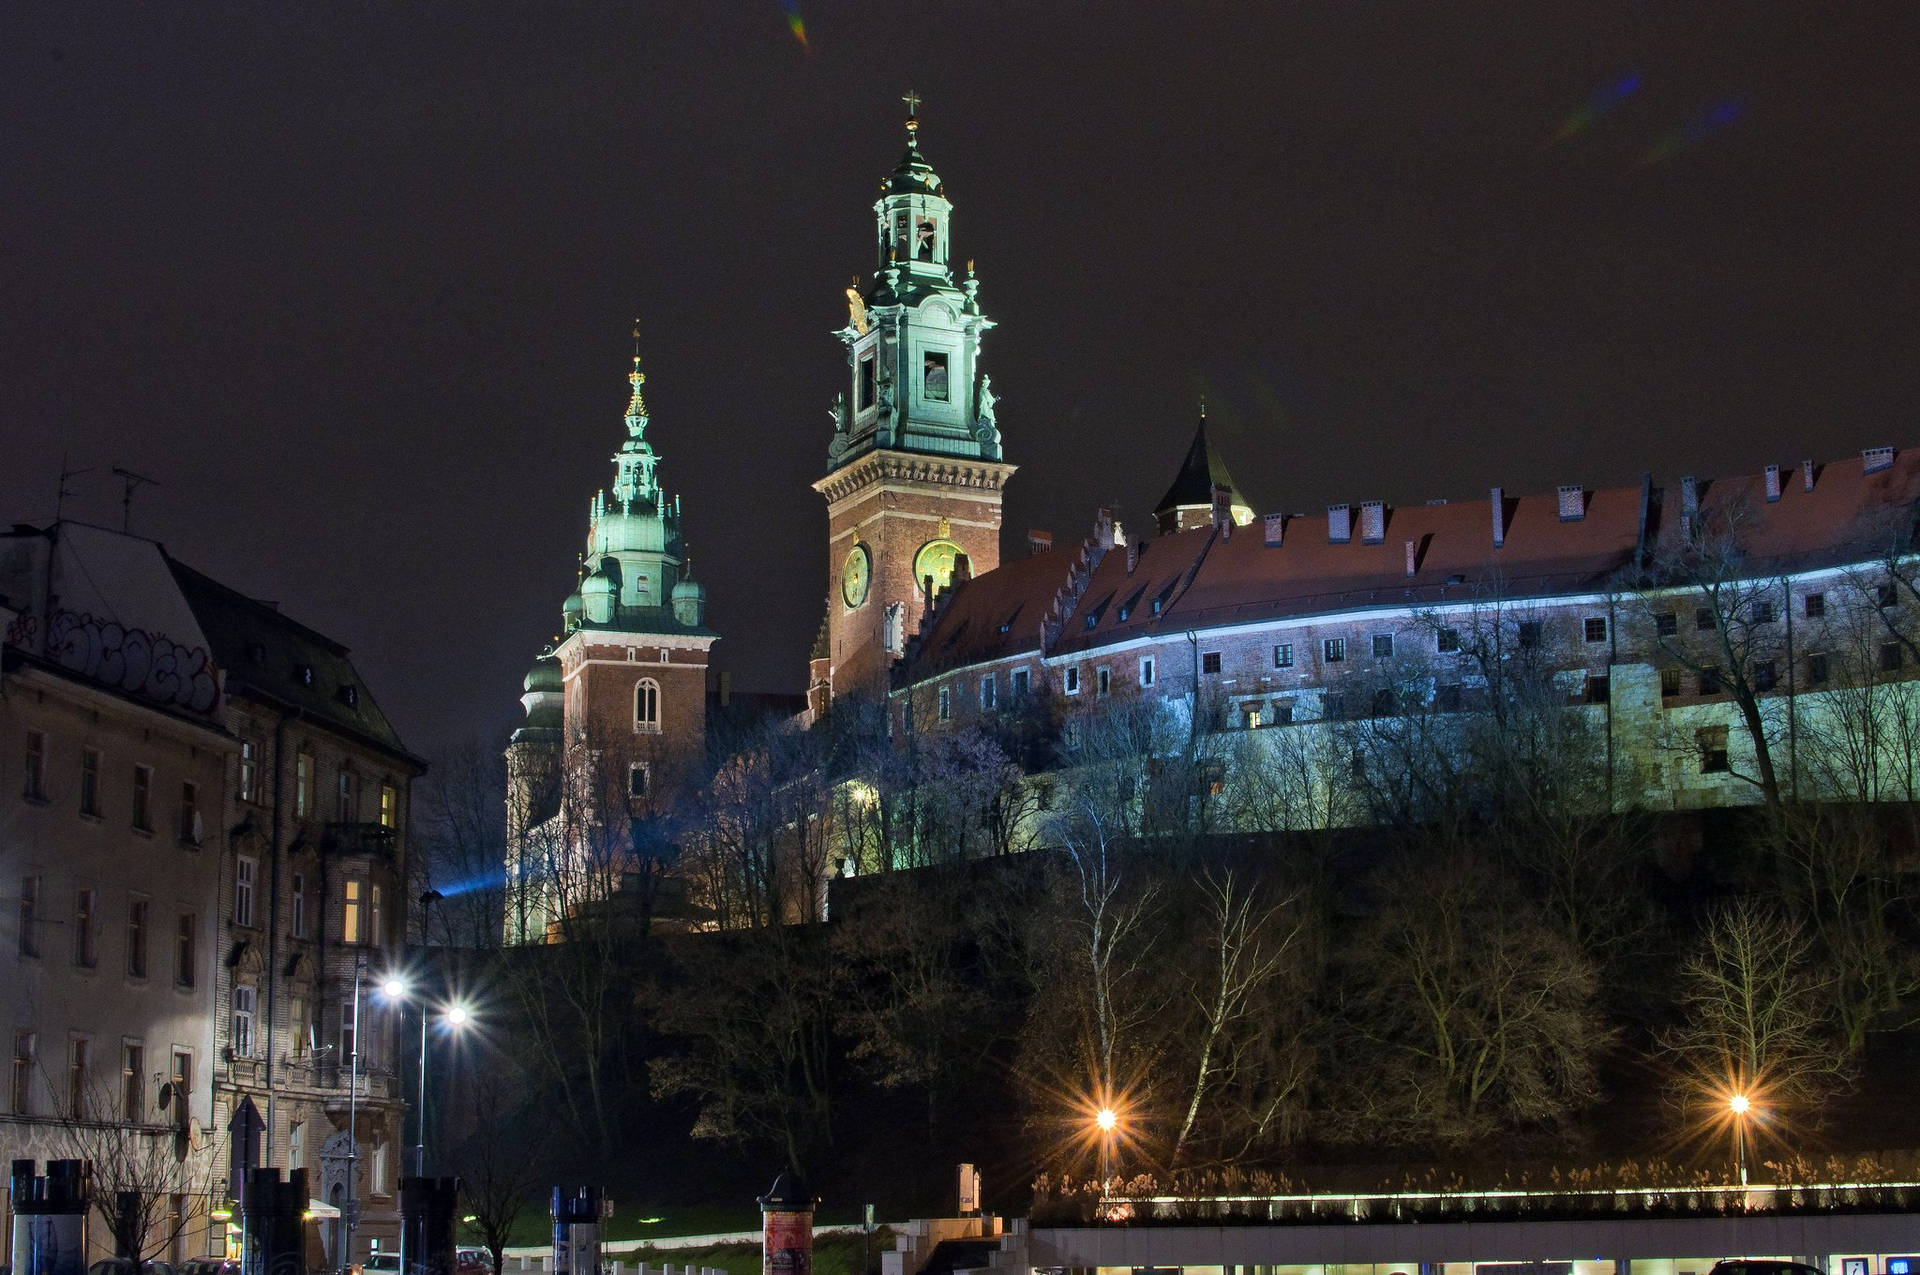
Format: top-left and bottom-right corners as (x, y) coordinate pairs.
(812, 96), (1015, 705)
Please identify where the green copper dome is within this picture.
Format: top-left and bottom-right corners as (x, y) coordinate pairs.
(523, 654), (562, 695)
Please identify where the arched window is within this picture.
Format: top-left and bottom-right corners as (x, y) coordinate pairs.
(634, 679), (660, 732)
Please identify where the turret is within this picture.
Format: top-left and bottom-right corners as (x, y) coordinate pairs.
(672, 572), (706, 629)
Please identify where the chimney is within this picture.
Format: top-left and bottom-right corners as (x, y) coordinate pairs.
(1027, 530), (1053, 556)
(1263, 512), (1284, 548)
(1802, 459), (1815, 492)
(1864, 446), (1895, 475)
(1680, 474), (1699, 538)
(1211, 485), (1232, 535)
(1556, 484), (1585, 522)
(1404, 540), (1417, 578)
(1764, 464), (1781, 503)
(1359, 500), (1385, 544)
(1490, 487), (1505, 549)
(1328, 504), (1351, 544)
(1125, 542), (1139, 575)
(1095, 508), (1115, 550)
(952, 553), (972, 586)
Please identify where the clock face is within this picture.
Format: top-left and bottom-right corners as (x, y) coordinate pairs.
(912, 538), (964, 596)
(841, 544), (871, 608)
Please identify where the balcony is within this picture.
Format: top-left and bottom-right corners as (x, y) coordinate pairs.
(321, 821), (399, 861)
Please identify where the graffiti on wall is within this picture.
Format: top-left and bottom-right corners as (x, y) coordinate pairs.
(46, 610), (221, 715)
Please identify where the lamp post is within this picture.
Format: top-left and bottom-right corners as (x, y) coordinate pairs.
(345, 952), (366, 1267)
(1730, 1092), (1751, 1187)
(378, 978), (472, 1179)
(1094, 1106), (1118, 1195)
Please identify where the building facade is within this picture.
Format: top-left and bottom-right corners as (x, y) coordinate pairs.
(504, 338), (716, 943)
(0, 521), (420, 1266)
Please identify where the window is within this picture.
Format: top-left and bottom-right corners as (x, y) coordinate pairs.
(1584, 617), (1608, 643)
(179, 782), (200, 844)
(336, 767), (356, 822)
(379, 783), (397, 829)
(74, 889), (96, 968)
(371, 1141), (389, 1197)
(289, 996), (309, 1056)
(1273, 643), (1294, 669)
(122, 1043), (144, 1122)
(295, 751), (314, 818)
(1877, 583), (1899, 608)
(1322, 692), (1347, 720)
(234, 857), (256, 928)
(1751, 600), (1775, 624)
(339, 1001), (356, 1063)
(1064, 667), (1080, 695)
(1140, 657), (1156, 688)
(1698, 726), (1730, 774)
(289, 1121), (305, 1171)
(1661, 668), (1682, 697)
(1805, 592), (1826, 619)
(68, 1038), (89, 1118)
(1585, 674), (1611, 704)
(239, 739), (260, 804)
(1436, 628), (1459, 654)
(980, 674), (996, 711)
(1695, 606), (1716, 632)
(18, 876), (39, 958)
(23, 731), (46, 801)
(628, 763), (649, 800)
(127, 899), (149, 978)
(79, 749), (100, 817)
(1322, 638), (1346, 664)
(174, 913), (195, 988)
(290, 873), (306, 939)
(1655, 612), (1678, 637)
(1096, 667), (1111, 697)
(634, 678), (661, 732)
(170, 1049), (191, 1107)
(233, 986), (256, 1058)
(1752, 660), (1777, 692)
(371, 885), (384, 948)
(132, 765), (152, 831)
(12, 1032), (33, 1114)
(922, 351), (950, 402)
(1517, 621), (1543, 649)
(1010, 667), (1030, 699)
(1882, 642), (1903, 674)
(937, 686), (952, 722)
(1274, 701), (1295, 724)
(857, 355), (875, 410)
(1699, 671), (1722, 695)
(1201, 651), (1222, 675)
(1807, 653), (1830, 685)
(1435, 684), (1463, 712)
(1242, 705), (1263, 730)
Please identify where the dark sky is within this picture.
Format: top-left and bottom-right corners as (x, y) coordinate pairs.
(6, 3), (1918, 757)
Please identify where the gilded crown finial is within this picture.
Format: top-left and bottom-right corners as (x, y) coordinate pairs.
(626, 320), (647, 419)
(902, 90), (922, 137)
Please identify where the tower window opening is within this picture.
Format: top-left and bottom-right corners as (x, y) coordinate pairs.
(635, 679), (661, 732)
(858, 356), (875, 410)
(923, 352), (950, 402)
(915, 216), (937, 259)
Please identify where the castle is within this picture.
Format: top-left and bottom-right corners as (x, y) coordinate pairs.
(505, 102), (1920, 933)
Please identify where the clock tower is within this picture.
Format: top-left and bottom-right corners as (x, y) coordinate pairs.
(812, 98), (1015, 706)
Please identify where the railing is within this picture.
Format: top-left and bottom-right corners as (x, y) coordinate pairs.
(321, 821), (399, 860)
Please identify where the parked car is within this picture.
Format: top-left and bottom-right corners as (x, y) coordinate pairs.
(88, 1261), (176, 1275)
(456, 1248), (491, 1275)
(179, 1258), (238, 1275)
(364, 1255), (402, 1275)
(1708, 1262), (1826, 1275)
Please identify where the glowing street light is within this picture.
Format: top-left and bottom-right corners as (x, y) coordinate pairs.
(1729, 1092), (1753, 1186)
(1093, 1105), (1120, 1193)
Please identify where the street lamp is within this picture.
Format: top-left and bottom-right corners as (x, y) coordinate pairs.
(378, 978), (474, 1178)
(1729, 1092), (1752, 1187)
(1094, 1106), (1119, 1194)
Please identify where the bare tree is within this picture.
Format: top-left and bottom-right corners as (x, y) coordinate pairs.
(417, 738), (508, 948)
(445, 1066), (547, 1275)
(1659, 898), (1850, 1117)
(58, 1072), (216, 1269)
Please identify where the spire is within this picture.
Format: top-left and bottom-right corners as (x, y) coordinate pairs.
(887, 90), (943, 195)
(1154, 406), (1251, 533)
(625, 320), (648, 433)
(611, 324), (659, 511)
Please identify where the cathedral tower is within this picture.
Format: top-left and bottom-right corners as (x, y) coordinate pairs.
(505, 332), (716, 941)
(812, 98), (1015, 705)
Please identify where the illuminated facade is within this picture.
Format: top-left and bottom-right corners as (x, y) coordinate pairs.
(811, 101), (1015, 709)
(504, 339), (716, 943)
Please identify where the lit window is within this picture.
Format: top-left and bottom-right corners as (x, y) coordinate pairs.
(23, 731), (46, 801)
(1140, 656), (1156, 688)
(635, 679), (661, 732)
(79, 749), (100, 817)
(1322, 638), (1346, 664)
(379, 783), (397, 829)
(1242, 705), (1263, 730)
(343, 881), (363, 945)
(235, 857), (256, 928)
(1273, 644), (1294, 669)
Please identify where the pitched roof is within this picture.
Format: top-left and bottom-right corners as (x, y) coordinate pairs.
(1154, 413), (1247, 517)
(897, 544), (1083, 680)
(168, 559), (420, 765)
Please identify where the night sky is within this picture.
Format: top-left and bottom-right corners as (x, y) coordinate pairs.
(6, 4), (1918, 756)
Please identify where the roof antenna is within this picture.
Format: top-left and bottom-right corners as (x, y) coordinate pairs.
(55, 454), (95, 522)
(111, 466), (160, 534)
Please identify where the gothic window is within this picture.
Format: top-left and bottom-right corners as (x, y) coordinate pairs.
(922, 351), (950, 402)
(635, 679), (661, 732)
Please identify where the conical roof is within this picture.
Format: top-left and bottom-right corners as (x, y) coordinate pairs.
(1154, 411), (1247, 519)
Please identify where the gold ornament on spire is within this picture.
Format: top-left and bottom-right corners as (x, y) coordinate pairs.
(627, 320), (647, 419)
